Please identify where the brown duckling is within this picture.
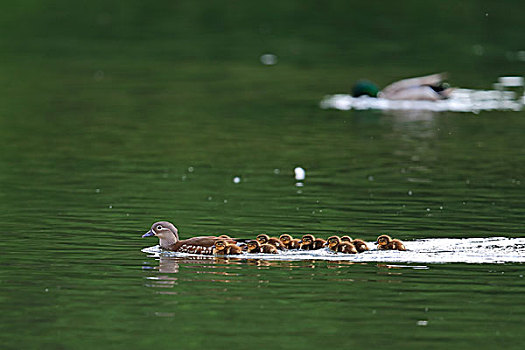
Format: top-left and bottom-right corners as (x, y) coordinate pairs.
(340, 235), (369, 252)
(212, 239), (243, 255)
(256, 234), (286, 250)
(246, 240), (278, 254)
(375, 234), (406, 251)
(299, 234), (326, 250)
(351, 239), (370, 253)
(142, 221), (237, 255)
(325, 236), (357, 254)
(279, 234), (301, 249)
(340, 235), (353, 243)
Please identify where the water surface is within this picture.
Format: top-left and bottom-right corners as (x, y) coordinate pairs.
(1, 1), (524, 349)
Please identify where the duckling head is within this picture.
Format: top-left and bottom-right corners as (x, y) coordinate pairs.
(213, 239), (228, 253)
(256, 234), (270, 244)
(279, 234), (292, 244)
(300, 234), (315, 249)
(246, 240), (260, 253)
(376, 234), (392, 247)
(340, 235), (353, 243)
(143, 221), (180, 249)
(326, 236), (341, 249)
(218, 234), (231, 239)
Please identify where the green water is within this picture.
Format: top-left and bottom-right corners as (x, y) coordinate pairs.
(1, 1), (524, 349)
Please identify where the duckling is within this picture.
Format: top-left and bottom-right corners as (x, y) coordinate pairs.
(340, 235), (353, 243)
(256, 234), (286, 250)
(299, 234), (326, 250)
(375, 234), (406, 251)
(325, 236), (357, 254)
(351, 239), (370, 253)
(279, 234), (301, 249)
(212, 239), (243, 255)
(246, 240), (278, 254)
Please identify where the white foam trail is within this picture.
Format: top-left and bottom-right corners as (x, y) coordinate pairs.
(319, 89), (523, 112)
(142, 237), (525, 264)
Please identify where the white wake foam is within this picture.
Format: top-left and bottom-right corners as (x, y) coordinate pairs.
(142, 237), (525, 264)
(320, 89), (524, 112)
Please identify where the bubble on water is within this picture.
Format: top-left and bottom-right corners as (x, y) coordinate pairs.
(44, 288), (49, 292)
(109, 205), (112, 209)
(408, 190), (413, 196)
(439, 206), (444, 210)
(181, 175), (187, 181)
(472, 44), (484, 56)
(223, 199), (228, 204)
(426, 208), (431, 212)
(208, 196), (212, 200)
(95, 188), (100, 193)
(260, 53), (278, 66)
(94, 70), (104, 81)
(368, 175), (374, 181)
(233, 176), (241, 184)
(273, 168), (280, 174)
(188, 166), (194, 173)
(294, 167), (306, 180)
(295, 182), (304, 187)
(417, 320), (428, 326)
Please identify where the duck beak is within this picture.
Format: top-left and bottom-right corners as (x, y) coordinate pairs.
(323, 242), (328, 246)
(142, 230), (155, 238)
(374, 241), (378, 245)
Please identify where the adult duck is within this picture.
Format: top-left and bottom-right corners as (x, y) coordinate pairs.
(142, 221), (236, 255)
(352, 73), (453, 101)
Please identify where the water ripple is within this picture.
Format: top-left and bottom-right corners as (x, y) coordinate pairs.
(142, 237), (525, 264)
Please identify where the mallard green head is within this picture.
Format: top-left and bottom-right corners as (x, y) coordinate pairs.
(351, 80), (380, 98)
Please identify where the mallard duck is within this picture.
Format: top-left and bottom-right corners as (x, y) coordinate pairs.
(375, 234), (406, 251)
(279, 234), (301, 249)
(352, 73), (454, 101)
(212, 239), (243, 255)
(142, 221), (236, 255)
(325, 236), (357, 254)
(256, 234), (286, 250)
(299, 234), (326, 250)
(246, 240), (278, 254)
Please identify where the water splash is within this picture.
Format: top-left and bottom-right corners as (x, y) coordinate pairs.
(142, 237), (525, 264)
(320, 89), (523, 112)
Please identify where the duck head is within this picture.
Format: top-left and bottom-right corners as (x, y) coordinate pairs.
(340, 235), (353, 243)
(246, 240), (261, 253)
(376, 234), (392, 247)
(299, 234), (315, 249)
(325, 236), (341, 250)
(351, 80), (380, 98)
(279, 234), (292, 245)
(142, 221), (180, 249)
(213, 239), (228, 253)
(256, 234), (270, 244)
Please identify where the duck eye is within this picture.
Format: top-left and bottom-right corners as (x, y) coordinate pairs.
(156, 225), (163, 231)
